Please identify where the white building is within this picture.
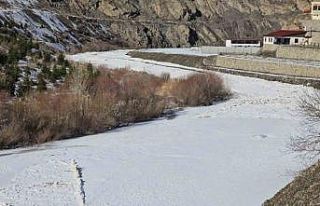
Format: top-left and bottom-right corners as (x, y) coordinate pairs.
(312, 1), (320, 20)
(225, 39), (261, 47)
(263, 30), (309, 45)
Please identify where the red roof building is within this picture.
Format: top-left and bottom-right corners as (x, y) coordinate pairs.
(265, 30), (307, 37)
(263, 30), (309, 45)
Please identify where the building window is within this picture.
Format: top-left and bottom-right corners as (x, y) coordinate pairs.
(295, 38), (299, 44)
(314, 5), (320, 11)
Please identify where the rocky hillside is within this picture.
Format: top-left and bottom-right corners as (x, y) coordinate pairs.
(264, 161), (320, 206)
(0, 0), (311, 51)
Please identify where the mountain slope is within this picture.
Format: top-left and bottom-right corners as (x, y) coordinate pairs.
(0, 0), (311, 51)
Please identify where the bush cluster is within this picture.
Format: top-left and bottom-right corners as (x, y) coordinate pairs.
(0, 66), (230, 149)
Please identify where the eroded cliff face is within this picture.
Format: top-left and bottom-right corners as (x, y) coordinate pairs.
(0, 0), (311, 51)
(65, 0), (311, 47)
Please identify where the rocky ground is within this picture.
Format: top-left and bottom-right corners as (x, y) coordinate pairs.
(264, 161), (320, 206)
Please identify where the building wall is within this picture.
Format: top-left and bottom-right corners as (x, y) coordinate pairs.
(311, 1), (320, 20)
(226, 40), (260, 47)
(263, 37), (275, 45)
(263, 36), (306, 45)
(301, 20), (320, 43)
(289, 37), (306, 45)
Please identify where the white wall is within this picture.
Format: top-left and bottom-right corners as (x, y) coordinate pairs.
(263, 37), (275, 45)
(226, 40), (232, 47)
(226, 40), (261, 48)
(289, 37), (306, 45)
(312, 2), (320, 20)
(263, 36), (306, 45)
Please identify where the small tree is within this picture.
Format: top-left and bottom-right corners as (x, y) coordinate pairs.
(57, 53), (66, 66)
(37, 73), (47, 91)
(43, 52), (51, 63)
(4, 65), (20, 95)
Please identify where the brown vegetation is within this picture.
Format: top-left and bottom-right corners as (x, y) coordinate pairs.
(263, 161), (320, 206)
(0, 66), (230, 149)
(168, 73), (228, 106)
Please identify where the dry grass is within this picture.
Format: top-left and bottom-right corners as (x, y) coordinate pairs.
(0, 67), (230, 149)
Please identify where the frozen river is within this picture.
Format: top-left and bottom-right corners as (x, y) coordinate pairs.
(0, 49), (310, 206)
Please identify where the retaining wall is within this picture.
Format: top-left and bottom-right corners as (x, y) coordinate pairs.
(200, 46), (261, 55)
(276, 46), (320, 61)
(211, 55), (320, 78)
(262, 44), (320, 61)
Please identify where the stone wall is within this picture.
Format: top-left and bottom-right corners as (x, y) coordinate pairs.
(262, 44), (320, 61)
(200, 46), (261, 55)
(276, 46), (320, 61)
(210, 55), (320, 78)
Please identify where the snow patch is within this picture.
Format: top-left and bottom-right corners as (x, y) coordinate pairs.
(0, 8), (77, 51)
(32, 9), (68, 33)
(5, 0), (37, 8)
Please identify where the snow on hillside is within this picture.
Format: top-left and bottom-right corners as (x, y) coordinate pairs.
(4, 0), (37, 8)
(0, 9), (64, 40)
(0, 49), (310, 206)
(0, 7), (79, 51)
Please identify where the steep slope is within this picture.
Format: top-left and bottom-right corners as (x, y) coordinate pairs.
(264, 161), (320, 206)
(0, 0), (311, 51)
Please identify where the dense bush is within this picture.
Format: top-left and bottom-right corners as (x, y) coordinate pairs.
(0, 67), (230, 149)
(168, 73), (230, 106)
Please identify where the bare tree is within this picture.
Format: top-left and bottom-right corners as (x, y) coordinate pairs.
(291, 90), (320, 158)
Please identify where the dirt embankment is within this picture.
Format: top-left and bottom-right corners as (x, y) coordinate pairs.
(128, 51), (320, 88)
(264, 161), (320, 206)
(128, 51), (207, 68)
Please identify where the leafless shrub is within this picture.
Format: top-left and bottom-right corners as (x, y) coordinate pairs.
(0, 68), (230, 149)
(291, 91), (320, 158)
(160, 72), (171, 82)
(168, 72), (230, 106)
